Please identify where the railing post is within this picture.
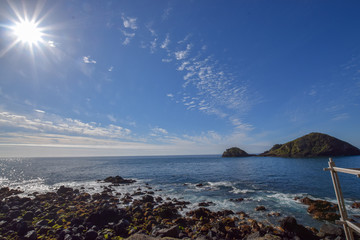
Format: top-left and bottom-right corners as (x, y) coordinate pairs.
(328, 158), (354, 240)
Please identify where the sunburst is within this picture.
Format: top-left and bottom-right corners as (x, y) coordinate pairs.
(12, 19), (44, 45)
(0, 1), (52, 57)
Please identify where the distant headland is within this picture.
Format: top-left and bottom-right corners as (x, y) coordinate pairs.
(223, 132), (360, 158)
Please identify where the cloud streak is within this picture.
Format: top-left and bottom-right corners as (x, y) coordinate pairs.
(0, 112), (130, 139)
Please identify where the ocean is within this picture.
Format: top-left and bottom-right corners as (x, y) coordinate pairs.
(1, 155), (360, 229)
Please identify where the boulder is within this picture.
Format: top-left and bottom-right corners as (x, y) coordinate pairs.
(280, 217), (319, 240)
(299, 197), (340, 221)
(318, 223), (343, 238)
(352, 202), (360, 208)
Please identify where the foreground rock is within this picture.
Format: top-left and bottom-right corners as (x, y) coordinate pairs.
(298, 197), (340, 221)
(222, 147), (253, 157)
(0, 183), (342, 240)
(260, 132), (360, 158)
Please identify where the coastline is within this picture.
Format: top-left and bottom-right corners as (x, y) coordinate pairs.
(0, 176), (349, 240)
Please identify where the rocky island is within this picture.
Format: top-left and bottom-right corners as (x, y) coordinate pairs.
(260, 132), (360, 158)
(223, 132), (360, 158)
(222, 147), (253, 157)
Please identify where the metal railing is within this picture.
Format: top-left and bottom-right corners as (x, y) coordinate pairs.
(324, 158), (360, 240)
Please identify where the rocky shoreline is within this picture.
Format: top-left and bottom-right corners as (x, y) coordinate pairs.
(0, 176), (355, 240)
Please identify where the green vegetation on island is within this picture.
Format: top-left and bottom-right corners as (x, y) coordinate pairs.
(223, 132), (360, 158)
(260, 132), (360, 158)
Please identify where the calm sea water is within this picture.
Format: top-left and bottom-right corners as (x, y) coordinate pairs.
(1, 155), (360, 228)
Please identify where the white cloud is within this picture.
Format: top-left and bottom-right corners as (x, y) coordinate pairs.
(151, 127), (168, 136)
(166, 93), (174, 98)
(230, 117), (254, 131)
(332, 113), (350, 121)
(177, 61), (189, 71)
(47, 40), (56, 48)
(175, 44), (191, 60)
(35, 109), (45, 113)
(150, 38), (157, 53)
(122, 16), (137, 30)
(108, 66), (114, 72)
(0, 112), (131, 139)
(123, 38), (131, 45)
(162, 58), (172, 63)
(161, 34), (170, 49)
(83, 56), (96, 64)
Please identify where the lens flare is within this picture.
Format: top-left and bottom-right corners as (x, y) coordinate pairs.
(12, 20), (43, 44)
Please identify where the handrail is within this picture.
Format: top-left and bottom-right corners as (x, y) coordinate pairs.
(324, 167), (360, 177)
(324, 158), (360, 240)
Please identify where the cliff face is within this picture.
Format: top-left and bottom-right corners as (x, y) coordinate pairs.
(260, 132), (360, 158)
(222, 147), (251, 157)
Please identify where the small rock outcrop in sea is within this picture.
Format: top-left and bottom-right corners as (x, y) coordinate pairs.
(104, 175), (136, 184)
(222, 147), (252, 157)
(260, 132), (360, 158)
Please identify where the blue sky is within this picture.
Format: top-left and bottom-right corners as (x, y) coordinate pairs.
(1, 0), (360, 157)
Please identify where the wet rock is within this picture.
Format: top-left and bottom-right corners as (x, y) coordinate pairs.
(246, 231), (262, 239)
(267, 212), (281, 217)
(16, 220), (28, 236)
(187, 208), (212, 219)
(198, 201), (215, 207)
(86, 207), (123, 226)
(318, 223), (343, 238)
(36, 219), (48, 227)
(9, 209), (21, 219)
(104, 176), (136, 184)
(230, 198), (244, 202)
(24, 230), (37, 240)
(23, 211), (35, 221)
(84, 230), (98, 240)
(114, 219), (130, 237)
(57, 186), (74, 195)
(1, 204), (10, 213)
(196, 183), (203, 187)
(352, 202), (360, 208)
(280, 216), (319, 240)
(300, 197), (340, 221)
(155, 204), (180, 219)
(255, 206), (266, 211)
(155, 225), (180, 238)
(126, 233), (159, 240)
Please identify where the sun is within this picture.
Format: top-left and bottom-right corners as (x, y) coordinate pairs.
(12, 20), (43, 45)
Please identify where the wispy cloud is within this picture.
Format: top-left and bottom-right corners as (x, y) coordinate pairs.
(108, 66), (114, 72)
(35, 109), (45, 113)
(150, 127), (168, 137)
(161, 34), (170, 49)
(174, 44), (191, 60)
(83, 56), (96, 64)
(120, 15), (138, 45)
(122, 16), (137, 30)
(162, 7), (172, 20)
(332, 113), (350, 121)
(47, 40), (56, 48)
(107, 114), (116, 122)
(0, 112), (131, 139)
